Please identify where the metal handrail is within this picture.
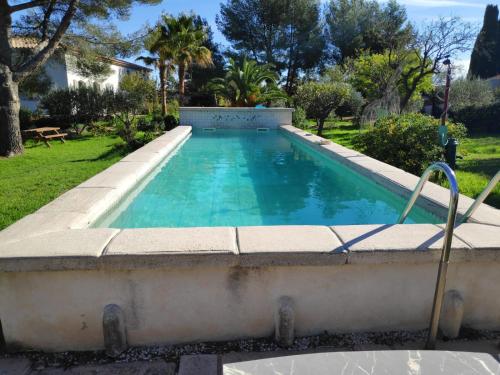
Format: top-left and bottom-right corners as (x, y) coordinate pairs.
(458, 170), (500, 225)
(397, 162), (459, 350)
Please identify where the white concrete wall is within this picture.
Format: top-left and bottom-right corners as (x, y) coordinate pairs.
(20, 54), (68, 110)
(1, 260), (499, 351)
(20, 53), (147, 110)
(45, 54), (69, 90)
(179, 107), (294, 129)
(65, 54), (120, 90)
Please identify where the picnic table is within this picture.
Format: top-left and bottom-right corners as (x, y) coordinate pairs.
(23, 127), (67, 148)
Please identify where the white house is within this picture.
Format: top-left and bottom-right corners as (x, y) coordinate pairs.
(11, 37), (152, 111)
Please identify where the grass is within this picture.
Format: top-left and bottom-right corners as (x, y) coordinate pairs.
(453, 136), (500, 208)
(303, 119), (500, 209)
(0, 135), (128, 230)
(304, 119), (360, 149)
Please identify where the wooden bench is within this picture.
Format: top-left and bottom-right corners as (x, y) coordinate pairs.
(23, 127), (67, 147)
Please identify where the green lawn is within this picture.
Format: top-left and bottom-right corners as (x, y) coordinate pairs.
(304, 120), (500, 209)
(0, 135), (128, 230)
(453, 136), (500, 208)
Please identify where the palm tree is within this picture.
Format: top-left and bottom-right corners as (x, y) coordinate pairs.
(137, 26), (174, 116)
(210, 58), (286, 107)
(160, 14), (213, 104)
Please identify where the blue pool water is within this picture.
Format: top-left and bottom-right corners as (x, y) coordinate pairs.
(101, 129), (441, 228)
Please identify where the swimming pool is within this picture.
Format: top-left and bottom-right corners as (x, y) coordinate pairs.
(97, 129), (440, 228)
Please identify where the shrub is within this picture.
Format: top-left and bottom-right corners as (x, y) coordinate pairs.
(137, 117), (159, 132)
(451, 101), (500, 134)
(292, 107), (307, 129)
(164, 114), (179, 131)
(40, 89), (75, 128)
(353, 113), (467, 175)
(40, 86), (114, 132)
(141, 131), (157, 144)
(151, 112), (165, 130)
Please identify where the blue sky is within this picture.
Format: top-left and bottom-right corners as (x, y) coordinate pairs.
(117, 0), (494, 72)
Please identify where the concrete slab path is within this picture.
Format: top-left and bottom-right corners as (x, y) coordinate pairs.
(222, 350), (500, 374)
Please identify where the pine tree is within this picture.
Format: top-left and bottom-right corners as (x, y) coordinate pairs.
(469, 5), (499, 79)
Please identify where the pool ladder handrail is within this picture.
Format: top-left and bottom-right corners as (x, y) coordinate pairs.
(397, 162), (459, 350)
(458, 170), (500, 225)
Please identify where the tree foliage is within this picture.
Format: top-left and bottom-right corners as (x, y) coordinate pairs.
(349, 51), (433, 109)
(210, 57), (286, 107)
(325, 0), (411, 62)
(469, 5), (499, 79)
(295, 81), (352, 135)
(188, 16), (226, 106)
(398, 17), (476, 111)
(164, 14), (213, 103)
(0, 0), (161, 157)
(217, 0), (325, 94)
(447, 78), (495, 112)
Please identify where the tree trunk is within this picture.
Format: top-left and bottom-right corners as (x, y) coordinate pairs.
(178, 63), (186, 105)
(159, 64), (167, 116)
(0, 67), (23, 157)
(316, 118), (325, 136)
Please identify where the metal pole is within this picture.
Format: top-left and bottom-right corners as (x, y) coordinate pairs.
(425, 165), (459, 350)
(441, 58), (452, 128)
(396, 162), (459, 349)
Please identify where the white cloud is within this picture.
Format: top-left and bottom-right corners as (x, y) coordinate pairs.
(397, 0), (486, 7)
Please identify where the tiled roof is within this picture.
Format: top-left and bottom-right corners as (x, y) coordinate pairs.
(10, 37), (39, 49)
(10, 37), (151, 72)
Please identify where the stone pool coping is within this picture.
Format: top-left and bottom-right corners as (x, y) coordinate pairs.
(0, 124), (499, 273)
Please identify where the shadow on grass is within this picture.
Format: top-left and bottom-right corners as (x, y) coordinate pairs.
(70, 144), (129, 163)
(458, 158), (500, 177)
(325, 123), (359, 131)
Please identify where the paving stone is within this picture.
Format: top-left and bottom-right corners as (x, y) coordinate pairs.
(0, 358), (31, 375)
(37, 187), (120, 215)
(178, 355), (218, 375)
(77, 161), (149, 189)
(222, 350), (500, 374)
(35, 360), (175, 374)
(238, 226), (343, 254)
(0, 212), (88, 245)
(442, 223), (500, 249)
(0, 229), (118, 259)
(106, 227), (238, 255)
(332, 224), (470, 264)
(0, 229), (118, 272)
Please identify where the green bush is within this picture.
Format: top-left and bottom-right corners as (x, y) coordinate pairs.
(40, 86), (114, 132)
(40, 89), (75, 128)
(164, 114), (179, 131)
(292, 107), (308, 129)
(353, 113), (467, 175)
(451, 101), (500, 134)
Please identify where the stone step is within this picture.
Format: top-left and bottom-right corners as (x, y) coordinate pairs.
(0, 359), (175, 375)
(178, 355), (218, 375)
(0, 358), (31, 375)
